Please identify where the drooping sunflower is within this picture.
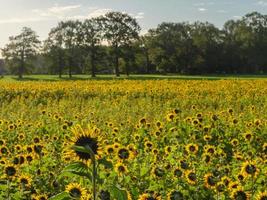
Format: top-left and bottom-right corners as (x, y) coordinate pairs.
(204, 173), (217, 189)
(167, 190), (184, 200)
(138, 193), (161, 200)
(230, 189), (249, 200)
(66, 183), (88, 200)
(65, 125), (103, 163)
(152, 166), (165, 178)
(255, 191), (267, 200)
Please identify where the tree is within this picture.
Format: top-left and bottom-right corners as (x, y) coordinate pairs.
(2, 27), (40, 78)
(54, 20), (83, 78)
(101, 12), (141, 76)
(81, 18), (103, 77)
(44, 26), (65, 78)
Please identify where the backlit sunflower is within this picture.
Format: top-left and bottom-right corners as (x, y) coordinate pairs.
(65, 125), (103, 163)
(66, 183), (88, 199)
(117, 147), (133, 160)
(18, 174), (32, 187)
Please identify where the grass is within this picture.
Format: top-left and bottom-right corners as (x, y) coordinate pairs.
(1, 74), (267, 81)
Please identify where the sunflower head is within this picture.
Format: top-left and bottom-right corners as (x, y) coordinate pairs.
(66, 183), (87, 199)
(231, 189), (249, 200)
(66, 125), (103, 162)
(256, 191), (267, 200)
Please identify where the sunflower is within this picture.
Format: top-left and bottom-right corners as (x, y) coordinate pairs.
(18, 174), (32, 187)
(255, 191), (267, 200)
(241, 160), (259, 177)
(152, 167), (165, 178)
(243, 132), (253, 142)
(117, 147), (133, 160)
(231, 139), (239, 146)
(65, 125), (103, 163)
(66, 183), (88, 199)
(105, 144), (115, 155)
(115, 162), (128, 175)
(4, 164), (17, 178)
(166, 113), (175, 121)
(167, 190), (184, 200)
(185, 143), (198, 154)
(204, 173), (217, 189)
(231, 189), (249, 200)
(202, 153), (211, 164)
(174, 167), (183, 178)
(138, 193), (161, 200)
(185, 170), (197, 185)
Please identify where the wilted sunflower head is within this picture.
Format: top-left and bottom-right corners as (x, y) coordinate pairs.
(66, 125), (103, 162)
(66, 183), (88, 199)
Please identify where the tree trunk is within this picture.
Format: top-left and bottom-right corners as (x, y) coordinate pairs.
(91, 49), (96, 78)
(114, 45), (120, 77)
(19, 52), (24, 79)
(145, 49), (150, 73)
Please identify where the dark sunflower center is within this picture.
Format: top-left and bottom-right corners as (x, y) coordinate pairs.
(234, 191), (247, 200)
(154, 168), (164, 177)
(207, 176), (216, 186)
(75, 136), (98, 160)
(260, 196), (267, 200)
(6, 166), (16, 176)
(118, 149), (130, 159)
(174, 169), (182, 177)
(21, 178), (28, 184)
(189, 146), (195, 152)
(69, 188), (82, 198)
(170, 191), (184, 200)
(147, 197), (156, 200)
(188, 172), (196, 181)
(99, 190), (111, 200)
(245, 164), (256, 174)
(118, 165), (126, 172)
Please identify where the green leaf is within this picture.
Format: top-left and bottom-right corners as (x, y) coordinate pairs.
(62, 162), (92, 180)
(109, 185), (128, 200)
(98, 157), (113, 169)
(49, 192), (71, 200)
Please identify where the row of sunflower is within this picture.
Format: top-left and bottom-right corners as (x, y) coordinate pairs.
(0, 80), (266, 199)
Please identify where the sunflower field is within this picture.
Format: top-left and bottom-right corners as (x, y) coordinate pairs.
(0, 80), (266, 200)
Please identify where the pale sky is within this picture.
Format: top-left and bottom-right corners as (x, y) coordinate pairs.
(0, 0), (266, 49)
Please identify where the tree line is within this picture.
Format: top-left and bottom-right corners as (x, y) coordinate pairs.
(1, 11), (267, 78)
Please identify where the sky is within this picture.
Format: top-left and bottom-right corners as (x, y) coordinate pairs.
(0, 0), (266, 49)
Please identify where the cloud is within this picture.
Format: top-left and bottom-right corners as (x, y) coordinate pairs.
(257, 0), (267, 6)
(0, 17), (47, 24)
(233, 15), (242, 19)
(135, 12), (145, 19)
(32, 4), (82, 19)
(198, 8), (207, 12)
(87, 8), (112, 18)
(217, 10), (228, 13)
